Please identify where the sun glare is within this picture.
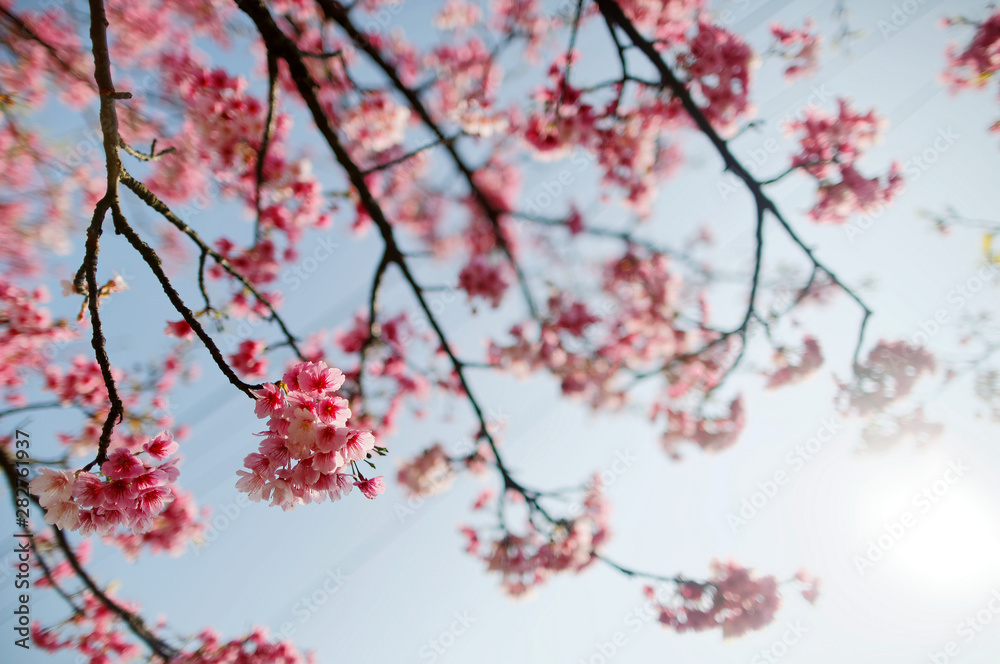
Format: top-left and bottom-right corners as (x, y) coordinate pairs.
(853, 452), (1000, 599)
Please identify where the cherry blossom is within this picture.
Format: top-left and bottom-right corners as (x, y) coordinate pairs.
(236, 361), (380, 510)
(943, 10), (1000, 130)
(784, 99), (903, 223)
(770, 20), (822, 82)
(645, 560), (782, 638)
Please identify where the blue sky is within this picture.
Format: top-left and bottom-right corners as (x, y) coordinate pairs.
(3, 0), (1000, 662)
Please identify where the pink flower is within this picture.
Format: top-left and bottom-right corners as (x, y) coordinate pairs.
(143, 431), (178, 461)
(229, 339), (269, 381)
(101, 448), (145, 481)
(164, 319), (194, 341)
(44, 501), (80, 530)
(354, 476), (386, 499)
(252, 383), (286, 418)
(397, 444), (455, 498)
(72, 472), (105, 508)
(29, 468), (75, 508)
(458, 255), (510, 308)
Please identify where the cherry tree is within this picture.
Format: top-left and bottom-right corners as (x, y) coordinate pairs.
(0, 0), (998, 661)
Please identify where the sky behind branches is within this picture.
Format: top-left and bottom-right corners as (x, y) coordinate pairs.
(3, 0), (1000, 662)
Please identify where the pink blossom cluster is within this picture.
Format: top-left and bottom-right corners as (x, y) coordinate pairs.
(617, 0), (703, 45)
(943, 11), (1000, 130)
(0, 124), (101, 273)
(0, 2), (93, 109)
(679, 22), (759, 137)
(458, 255), (510, 308)
(26, 534), (91, 590)
(784, 99), (903, 223)
(462, 479), (610, 597)
(110, 487), (206, 561)
(425, 35), (504, 127)
(103, 0), (234, 65)
(235, 361), (385, 510)
(645, 560), (781, 638)
(44, 355), (119, 410)
(490, 0), (551, 62)
(335, 311), (431, 438)
(173, 627), (314, 664)
(340, 91), (411, 155)
(841, 340), (936, 416)
(53, 351), (193, 460)
(209, 238), (285, 316)
(32, 590), (143, 662)
(522, 60), (683, 214)
(657, 397), (745, 460)
(0, 280), (75, 405)
(490, 253), (755, 454)
(30, 432), (181, 534)
(143, 52), (328, 313)
(434, 0), (483, 31)
(397, 443), (455, 497)
(794, 568), (822, 604)
(229, 339), (269, 381)
(770, 20), (822, 82)
(34, 591), (314, 664)
(766, 336), (823, 388)
(523, 55), (598, 161)
(489, 253), (688, 407)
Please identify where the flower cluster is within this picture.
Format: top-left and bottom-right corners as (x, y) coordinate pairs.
(229, 339), (269, 381)
(645, 560), (781, 638)
(943, 11), (1000, 131)
(770, 20), (822, 82)
(658, 397), (746, 460)
(397, 443), (455, 498)
(462, 479), (610, 597)
(618, 0), (703, 45)
(841, 340), (936, 416)
(33, 590), (314, 664)
(490, 250), (756, 456)
(458, 255), (510, 308)
(235, 361), (384, 510)
(766, 336), (823, 388)
(30, 432), (181, 535)
(0, 280), (75, 405)
(784, 98), (903, 223)
(174, 627), (314, 664)
(679, 22), (759, 137)
(340, 91), (411, 155)
(32, 591), (143, 662)
(110, 487), (206, 560)
(335, 310), (432, 438)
